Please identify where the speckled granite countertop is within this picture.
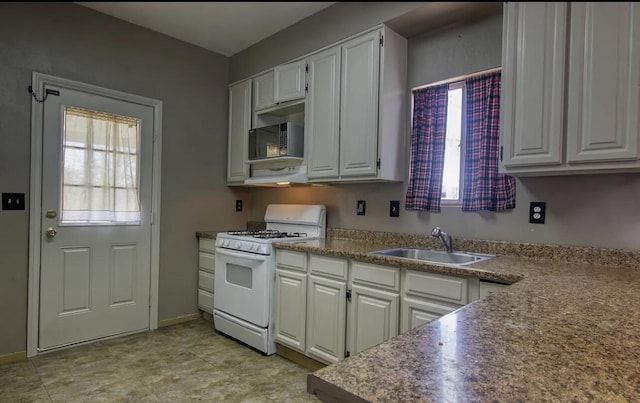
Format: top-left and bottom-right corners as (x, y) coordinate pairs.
(274, 229), (640, 402)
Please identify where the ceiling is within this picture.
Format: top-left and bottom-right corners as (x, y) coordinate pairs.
(76, 2), (336, 57)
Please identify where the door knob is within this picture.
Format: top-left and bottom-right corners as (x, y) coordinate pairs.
(45, 227), (57, 238)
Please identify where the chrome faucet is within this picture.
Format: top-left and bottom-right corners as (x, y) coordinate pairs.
(431, 226), (453, 253)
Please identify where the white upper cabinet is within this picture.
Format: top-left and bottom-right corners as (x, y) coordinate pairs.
(340, 30), (381, 177)
(566, 2), (640, 163)
(307, 26), (407, 183)
(253, 70), (275, 111)
(227, 79), (252, 184)
(500, 2), (640, 176)
(306, 46), (341, 179)
(274, 60), (307, 103)
(500, 2), (566, 168)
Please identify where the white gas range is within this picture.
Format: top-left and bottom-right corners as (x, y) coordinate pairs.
(213, 204), (326, 355)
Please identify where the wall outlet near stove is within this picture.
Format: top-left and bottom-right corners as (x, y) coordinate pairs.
(235, 200), (243, 212)
(357, 200), (366, 216)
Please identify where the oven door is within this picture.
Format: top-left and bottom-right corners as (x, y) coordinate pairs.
(214, 247), (271, 327)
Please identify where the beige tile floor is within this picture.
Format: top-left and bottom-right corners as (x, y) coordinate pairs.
(0, 319), (318, 402)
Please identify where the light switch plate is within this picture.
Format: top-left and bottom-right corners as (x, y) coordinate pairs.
(2, 193), (25, 210)
(389, 200), (399, 217)
(357, 200), (366, 216)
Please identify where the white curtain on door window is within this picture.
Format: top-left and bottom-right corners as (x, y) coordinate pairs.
(61, 106), (141, 224)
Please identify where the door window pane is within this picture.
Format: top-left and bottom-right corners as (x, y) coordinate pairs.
(61, 106), (141, 224)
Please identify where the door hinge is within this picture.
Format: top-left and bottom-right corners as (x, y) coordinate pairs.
(346, 288), (352, 302)
(305, 83), (308, 94)
(305, 63), (309, 73)
(376, 158), (381, 169)
(150, 212), (155, 225)
(380, 35), (384, 47)
(344, 350), (351, 358)
(500, 146), (504, 162)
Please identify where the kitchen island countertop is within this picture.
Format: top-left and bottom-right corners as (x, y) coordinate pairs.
(274, 233), (640, 402)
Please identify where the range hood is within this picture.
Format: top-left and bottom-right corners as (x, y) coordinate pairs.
(244, 165), (308, 186)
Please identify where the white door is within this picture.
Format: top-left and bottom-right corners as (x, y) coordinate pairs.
(348, 285), (398, 355)
(274, 60), (306, 103)
(305, 274), (346, 365)
(400, 297), (457, 333)
(306, 45), (341, 179)
(253, 70), (276, 111)
(39, 85), (154, 350)
(500, 2), (566, 168)
(227, 80), (252, 183)
(274, 268), (307, 353)
(339, 30), (380, 177)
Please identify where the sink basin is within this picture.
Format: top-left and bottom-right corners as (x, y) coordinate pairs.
(369, 248), (494, 266)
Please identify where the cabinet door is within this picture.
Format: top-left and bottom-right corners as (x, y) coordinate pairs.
(275, 269), (307, 353)
(254, 71), (275, 111)
(306, 274), (347, 364)
(400, 297), (458, 333)
(348, 285), (398, 355)
(274, 60), (306, 103)
(227, 80), (252, 183)
(340, 30), (380, 177)
(306, 46), (341, 179)
(566, 3), (640, 163)
(500, 2), (566, 168)
(479, 281), (507, 299)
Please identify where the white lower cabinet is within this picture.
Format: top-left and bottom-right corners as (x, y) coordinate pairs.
(400, 269), (474, 333)
(479, 281), (508, 299)
(274, 250), (308, 353)
(198, 238), (216, 313)
(400, 297), (458, 333)
(306, 274), (347, 364)
(273, 248), (495, 365)
(275, 269), (307, 353)
(347, 261), (400, 355)
(348, 284), (399, 355)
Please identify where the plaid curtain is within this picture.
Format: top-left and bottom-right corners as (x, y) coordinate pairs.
(405, 84), (448, 212)
(462, 72), (516, 211)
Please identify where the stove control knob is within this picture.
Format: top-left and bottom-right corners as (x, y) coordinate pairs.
(233, 241), (241, 250)
(223, 240), (231, 248)
(257, 245), (267, 255)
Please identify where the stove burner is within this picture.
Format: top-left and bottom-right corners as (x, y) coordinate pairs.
(227, 230), (308, 239)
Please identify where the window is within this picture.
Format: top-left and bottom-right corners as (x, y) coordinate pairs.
(405, 69), (515, 213)
(441, 82), (464, 202)
(61, 106), (141, 224)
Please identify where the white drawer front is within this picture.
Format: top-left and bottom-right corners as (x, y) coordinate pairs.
(309, 254), (348, 280)
(199, 238), (216, 253)
(198, 289), (214, 313)
(199, 270), (215, 293)
(199, 251), (215, 273)
(276, 249), (307, 272)
(404, 270), (468, 305)
(351, 261), (400, 291)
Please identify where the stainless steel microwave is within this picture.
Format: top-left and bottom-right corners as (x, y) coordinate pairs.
(248, 122), (304, 161)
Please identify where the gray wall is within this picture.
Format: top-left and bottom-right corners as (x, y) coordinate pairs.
(229, 2), (426, 82)
(0, 3), (249, 356)
(245, 12), (640, 251)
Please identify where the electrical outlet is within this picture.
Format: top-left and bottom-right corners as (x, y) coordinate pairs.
(389, 200), (399, 217)
(2, 193), (25, 210)
(529, 202), (546, 224)
(235, 200), (243, 212)
(357, 200), (366, 216)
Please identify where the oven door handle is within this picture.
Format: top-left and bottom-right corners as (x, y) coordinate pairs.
(215, 247), (267, 261)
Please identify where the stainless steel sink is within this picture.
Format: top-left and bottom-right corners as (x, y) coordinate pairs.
(369, 248), (494, 266)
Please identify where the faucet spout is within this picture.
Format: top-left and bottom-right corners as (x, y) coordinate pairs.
(431, 226), (453, 253)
